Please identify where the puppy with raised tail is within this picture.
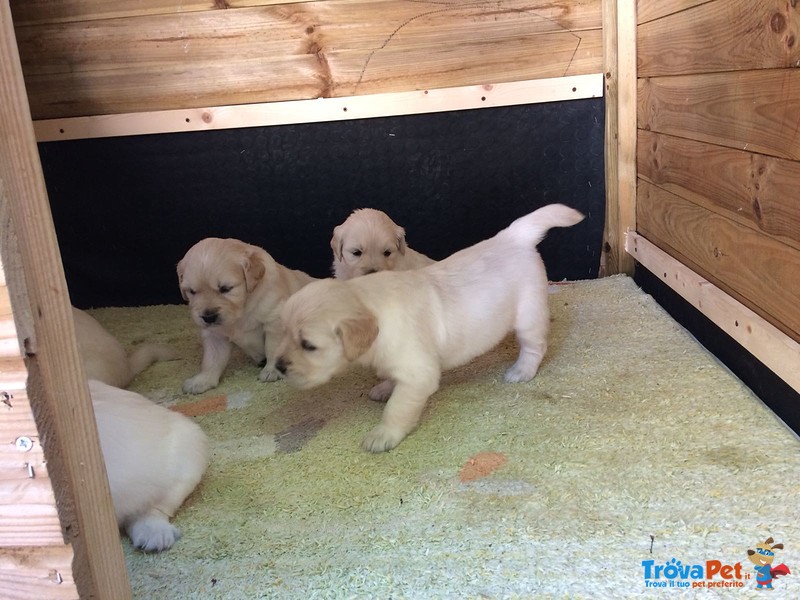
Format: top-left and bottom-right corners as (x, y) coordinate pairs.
(275, 204), (584, 452)
(331, 208), (434, 279)
(90, 379), (209, 552)
(178, 237), (317, 394)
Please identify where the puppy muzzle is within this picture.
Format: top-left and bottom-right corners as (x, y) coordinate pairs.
(200, 310), (220, 326)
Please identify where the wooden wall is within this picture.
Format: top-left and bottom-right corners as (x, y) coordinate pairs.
(11, 0), (603, 120)
(636, 0), (800, 342)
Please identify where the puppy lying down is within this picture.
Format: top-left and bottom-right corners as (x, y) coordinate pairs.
(275, 204), (584, 452)
(90, 380), (209, 552)
(73, 307), (177, 388)
(331, 208), (434, 279)
(177, 237), (317, 393)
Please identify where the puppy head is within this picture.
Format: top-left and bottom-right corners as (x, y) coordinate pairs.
(177, 238), (267, 329)
(275, 279), (378, 389)
(331, 208), (408, 279)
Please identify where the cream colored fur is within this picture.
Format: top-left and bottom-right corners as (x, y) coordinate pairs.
(177, 237), (317, 393)
(331, 208), (434, 279)
(73, 306), (177, 388)
(276, 204), (584, 452)
(90, 379), (209, 552)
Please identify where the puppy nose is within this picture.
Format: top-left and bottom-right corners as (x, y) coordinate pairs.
(201, 310), (218, 325)
(275, 358), (289, 375)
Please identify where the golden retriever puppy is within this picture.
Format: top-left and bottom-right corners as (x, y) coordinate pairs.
(177, 237), (317, 393)
(331, 208), (434, 279)
(276, 204), (584, 452)
(73, 307), (177, 388)
(90, 379), (209, 552)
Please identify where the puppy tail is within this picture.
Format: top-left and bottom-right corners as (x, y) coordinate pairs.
(128, 343), (180, 379)
(508, 203), (585, 246)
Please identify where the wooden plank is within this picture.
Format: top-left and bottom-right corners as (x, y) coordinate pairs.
(33, 73), (604, 141)
(600, 0), (636, 276)
(636, 0), (715, 24)
(0, 0), (131, 596)
(15, 0), (603, 119)
(638, 69), (800, 161)
(638, 0), (800, 77)
(638, 130), (800, 251)
(0, 545), (77, 600)
(626, 232), (800, 395)
(637, 180), (800, 341)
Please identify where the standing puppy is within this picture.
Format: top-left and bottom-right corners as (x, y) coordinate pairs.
(331, 208), (434, 279)
(178, 237), (317, 393)
(276, 204), (584, 452)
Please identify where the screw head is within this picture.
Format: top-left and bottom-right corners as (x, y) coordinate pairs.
(15, 436), (34, 452)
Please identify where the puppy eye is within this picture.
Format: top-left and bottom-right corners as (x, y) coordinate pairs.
(219, 285), (232, 294)
(187, 288), (196, 296)
(300, 339), (317, 351)
(351, 249), (362, 257)
(383, 250), (392, 257)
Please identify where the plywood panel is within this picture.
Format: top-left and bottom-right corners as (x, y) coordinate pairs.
(638, 69), (800, 161)
(637, 180), (800, 340)
(14, 0), (603, 119)
(638, 130), (800, 250)
(636, 0), (710, 24)
(0, 545), (77, 600)
(638, 0), (800, 77)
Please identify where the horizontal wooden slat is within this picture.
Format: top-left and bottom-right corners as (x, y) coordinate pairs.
(626, 232), (800, 394)
(637, 130), (800, 251)
(636, 0), (711, 24)
(14, 0), (603, 119)
(638, 69), (800, 161)
(33, 74), (603, 141)
(637, 180), (800, 341)
(638, 0), (800, 77)
(0, 545), (77, 600)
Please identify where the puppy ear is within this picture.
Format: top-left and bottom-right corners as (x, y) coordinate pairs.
(243, 252), (267, 292)
(336, 312), (378, 361)
(330, 225), (344, 262)
(395, 226), (408, 256)
(176, 259), (189, 301)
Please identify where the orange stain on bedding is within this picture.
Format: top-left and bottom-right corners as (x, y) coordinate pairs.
(459, 452), (508, 482)
(170, 395), (227, 417)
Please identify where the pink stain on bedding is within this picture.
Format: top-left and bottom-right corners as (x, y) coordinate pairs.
(459, 452), (508, 482)
(170, 395), (227, 417)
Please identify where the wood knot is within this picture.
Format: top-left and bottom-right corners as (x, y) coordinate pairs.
(770, 12), (787, 33)
(753, 197), (763, 220)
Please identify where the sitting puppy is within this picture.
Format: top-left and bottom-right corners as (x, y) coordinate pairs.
(275, 204), (584, 452)
(331, 208), (434, 279)
(73, 307), (177, 388)
(90, 379), (209, 552)
(178, 237), (317, 393)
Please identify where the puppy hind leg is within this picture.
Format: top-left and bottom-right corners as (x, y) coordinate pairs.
(505, 298), (549, 383)
(363, 377), (438, 453)
(126, 508), (181, 552)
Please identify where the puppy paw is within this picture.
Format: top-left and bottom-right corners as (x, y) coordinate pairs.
(362, 424), (406, 453)
(504, 364), (538, 383)
(368, 380), (394, 402)
(127, 514), (181, 553)
(258, 365), (284, 383)
(182, 373), (218, 394)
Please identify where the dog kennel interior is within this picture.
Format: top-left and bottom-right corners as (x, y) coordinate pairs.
(1, 0), (799, 598)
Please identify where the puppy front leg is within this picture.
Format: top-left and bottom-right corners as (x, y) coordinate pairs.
(362, 378), (438, 453)
(258, 323), (284, 383)
(183, 329), (231, 394)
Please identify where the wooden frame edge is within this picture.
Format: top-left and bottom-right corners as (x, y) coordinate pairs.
(33, 73), (604, 142)
(626, 232), (800, 394)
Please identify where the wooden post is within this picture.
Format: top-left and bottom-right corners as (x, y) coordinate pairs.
(600, 0), (637, 275)
(0, 0), (132, 597)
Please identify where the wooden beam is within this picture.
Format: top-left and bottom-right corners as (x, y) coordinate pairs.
(600, 0), (636, 276)
(0, 0), (131, 597)
(626, 232), (800, 395)
(33, 73), (603, 141)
